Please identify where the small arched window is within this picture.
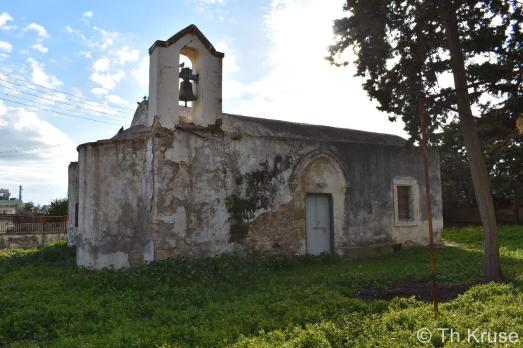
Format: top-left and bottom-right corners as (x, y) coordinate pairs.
(74, 203), (79, 227)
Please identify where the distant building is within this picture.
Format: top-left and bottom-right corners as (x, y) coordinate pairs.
(0, 186), (24, 215)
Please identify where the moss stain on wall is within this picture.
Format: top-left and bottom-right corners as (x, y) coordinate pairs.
(225, 155), (290, 242)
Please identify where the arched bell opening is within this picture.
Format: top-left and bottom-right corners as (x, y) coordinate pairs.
(147, 25), (223, 128)
(178, 47), (200, 108)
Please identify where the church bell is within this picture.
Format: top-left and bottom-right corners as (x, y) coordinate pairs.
(179, 65), (198, 106)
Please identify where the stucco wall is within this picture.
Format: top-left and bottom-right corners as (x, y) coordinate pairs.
(75, 137), (147, 268)
(67, 162), (79, 246)
(0, 233), (66, 250)
(71, 115), (443, 269)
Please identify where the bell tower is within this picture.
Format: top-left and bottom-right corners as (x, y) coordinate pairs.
(147, 25), (224, 128)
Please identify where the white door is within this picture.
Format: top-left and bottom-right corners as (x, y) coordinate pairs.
(305, 194), (332, 255)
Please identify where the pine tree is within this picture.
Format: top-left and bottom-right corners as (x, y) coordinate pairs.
(330, 0), (522, 282)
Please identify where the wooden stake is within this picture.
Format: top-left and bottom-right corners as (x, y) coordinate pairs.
(419, 95), (439, 318)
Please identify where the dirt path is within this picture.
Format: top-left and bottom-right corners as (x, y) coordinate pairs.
(358, 282), (473, 302)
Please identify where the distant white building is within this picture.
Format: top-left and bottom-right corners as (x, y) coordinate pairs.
(0, 187), (23, 215)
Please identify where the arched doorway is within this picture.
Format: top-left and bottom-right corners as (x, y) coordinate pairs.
(290, 152), (347, 255)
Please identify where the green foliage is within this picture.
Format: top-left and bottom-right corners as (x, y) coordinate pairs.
(330, 0), (520, 281)
(21, 202), (47, 215)
(439, 119), (523, 211)
(439, 122), (477, 206)
(20, 198), (68, 217)
(233, 283), (523, 347)
(230, 130), (253, 140)
(0, 226), (522, 347)
(329, 0), (522, 142)
(46, 198), (68, 216)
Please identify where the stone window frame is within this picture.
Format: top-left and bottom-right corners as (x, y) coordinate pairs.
(392, 178), (420, 226)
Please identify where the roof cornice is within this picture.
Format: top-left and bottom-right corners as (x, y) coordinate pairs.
(148, 24), (225, 58)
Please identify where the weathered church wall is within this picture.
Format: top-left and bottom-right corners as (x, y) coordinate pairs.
(336, 143), (443, 247)
(146, 128), (234, 259)
(221, 114), (443, 250)
(75, 138), (148, 268)
(148, 130), (351, 258)
(69, 25), (444, 269)
(72, 120), (443, 269)
(67, 162), (79, 247)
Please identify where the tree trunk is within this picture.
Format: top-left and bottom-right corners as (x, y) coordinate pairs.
(439, 0), (502, 282)
(514, 188), (521, 224)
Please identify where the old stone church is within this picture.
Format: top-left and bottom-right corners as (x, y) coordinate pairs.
(68, 25), (443, 269)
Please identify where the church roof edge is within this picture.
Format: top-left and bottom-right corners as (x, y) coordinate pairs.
(148, 24), (225, 58)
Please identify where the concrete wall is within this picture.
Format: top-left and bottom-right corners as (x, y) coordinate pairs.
(0, 233), (66, 250)
(75, 137), (148, 268)
(67, 162), (79, 246)
(71, 114), (443, 269)
(444, 203), (523, 225)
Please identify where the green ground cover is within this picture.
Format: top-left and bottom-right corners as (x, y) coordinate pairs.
(1, 225), (522, 347)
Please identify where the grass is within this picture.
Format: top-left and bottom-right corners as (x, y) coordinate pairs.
(0, 225), (521, 347)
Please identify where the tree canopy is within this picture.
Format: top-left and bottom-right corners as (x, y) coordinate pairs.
(329, 0), (522, 281)
(440, 115), (522, 220)
(46, 198), (68, 217)
(22, 198), (68, 217)
(329, 0), (522, 142)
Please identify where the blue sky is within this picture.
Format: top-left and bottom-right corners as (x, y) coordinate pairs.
(0, 0), (405, 204)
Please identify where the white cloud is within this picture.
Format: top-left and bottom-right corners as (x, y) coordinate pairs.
(105, 95), (129, 106)
(51, 92), (67, 103)
(223, 0), (406, 137)
(0, 102), (73, 156)
(0, 41), (12, 53)
(82, 10), (94, 18)
(80, 50), (92, 58)
(24, 23), (49, 39)
(65, 25), (118, 53)
(89, 70), (125, 90)
(70, 87), (84, 97)
(0, 101), (76, 203)
(27, 58), (63, 88)
(213, 41), (245, 101)
(64, 25), (88, 43)
(92, 57), (110, 72)
(0, 12), (14, 31)
(31, 43), (48, 53)
(191, 0), (224, 11)
(91, 87), (109, 95)
(215, 41), (239, 75)
(131, 56), (149, 89)
(198, 0), (224, 3)
(191, 0), (229, 20)
(115, 46), (139, 64)
(90, 56), (126, 91)
(83, 100), (122, 117)
(91, 26), (119, 50)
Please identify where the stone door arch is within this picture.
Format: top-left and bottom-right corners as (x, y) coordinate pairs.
(290, 151), (348, 254)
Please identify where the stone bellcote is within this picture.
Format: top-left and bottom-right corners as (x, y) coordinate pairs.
(147, 25), (224, 128)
